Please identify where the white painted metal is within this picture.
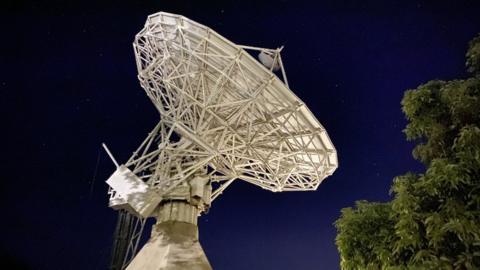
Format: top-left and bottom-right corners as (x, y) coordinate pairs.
(258, 51), (280, 71)
(118, 11), (338, 203)
(105, 11), (338, 269)
(106, 166), (162, 218)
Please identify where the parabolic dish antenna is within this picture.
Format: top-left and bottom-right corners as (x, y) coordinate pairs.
(104, 11), (338, 270)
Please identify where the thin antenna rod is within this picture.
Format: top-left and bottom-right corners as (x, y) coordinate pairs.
(277, 51), (289, 88)
(102, 143), (120, 168)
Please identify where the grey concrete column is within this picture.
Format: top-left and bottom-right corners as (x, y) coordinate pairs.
(126, 201), (212, 270)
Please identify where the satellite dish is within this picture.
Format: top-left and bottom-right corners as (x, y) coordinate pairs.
(103, 11), (338, 270)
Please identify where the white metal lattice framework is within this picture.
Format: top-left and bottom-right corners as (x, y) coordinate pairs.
(109, 12), (337, 208)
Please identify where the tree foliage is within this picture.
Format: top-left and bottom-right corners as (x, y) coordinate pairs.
(335, 34), (480, 270)
(466, 34), (480, 77)
(336, 201), (396, 269)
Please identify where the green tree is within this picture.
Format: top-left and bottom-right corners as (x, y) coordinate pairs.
(335, 34), (480, 270)
(336, 201), (396, 269)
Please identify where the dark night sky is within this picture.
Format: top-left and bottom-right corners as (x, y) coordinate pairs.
(2, 1), (480, 269)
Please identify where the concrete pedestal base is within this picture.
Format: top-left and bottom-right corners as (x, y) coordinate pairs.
(126, 221), (212, 270)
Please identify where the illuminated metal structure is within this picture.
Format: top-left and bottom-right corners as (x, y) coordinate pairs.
(104, 11), (338, 270)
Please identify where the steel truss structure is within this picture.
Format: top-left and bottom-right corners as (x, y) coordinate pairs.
(107, 12), (338, 269)
(109, 210), (146, 270)
(125, 12), (337, 194)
